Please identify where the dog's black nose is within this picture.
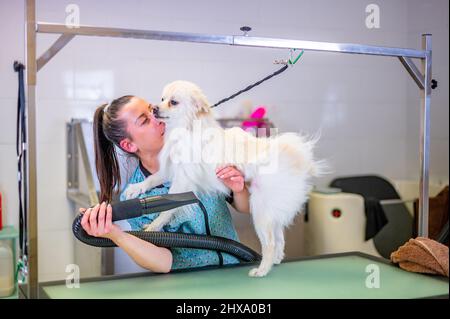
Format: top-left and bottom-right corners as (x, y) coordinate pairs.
(152, 106), (160, 118)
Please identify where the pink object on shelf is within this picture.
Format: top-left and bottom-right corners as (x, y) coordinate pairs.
(242, 106), (267, 129)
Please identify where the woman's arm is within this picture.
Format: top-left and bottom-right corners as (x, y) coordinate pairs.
(80, 202), (173, 273)
(231, 185), (251, 214)
(112, 231), (172, 273)
(216, 166), (251, 214)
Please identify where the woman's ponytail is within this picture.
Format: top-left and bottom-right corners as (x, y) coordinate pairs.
(93, 104), (121, 203)
(92, 95), (134, 203)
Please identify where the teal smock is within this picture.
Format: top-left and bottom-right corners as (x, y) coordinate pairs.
(119, 162), (241, 270)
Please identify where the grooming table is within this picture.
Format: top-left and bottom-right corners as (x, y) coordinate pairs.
(39, 252), (448, 299)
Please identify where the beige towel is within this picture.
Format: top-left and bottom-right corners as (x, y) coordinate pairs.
(390, 237), (449, 277)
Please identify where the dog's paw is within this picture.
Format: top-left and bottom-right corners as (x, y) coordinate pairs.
(123, 182), (147, 200)
(274, 252), (284, 265)
(248, 266), (271, 277)
(143, 222), (164, 232)
(273, 256), (284, 265)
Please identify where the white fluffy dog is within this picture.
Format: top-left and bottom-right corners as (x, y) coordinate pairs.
(124, 80), (325, 277)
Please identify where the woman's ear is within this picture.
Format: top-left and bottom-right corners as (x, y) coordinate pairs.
(119, 138), (137, 154)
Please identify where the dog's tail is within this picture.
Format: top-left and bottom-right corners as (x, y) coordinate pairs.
(278, 130), (331, 177)
(307, 130), (333, 177)
(309, 158), (331, 177)
(305, 132), (331, 177)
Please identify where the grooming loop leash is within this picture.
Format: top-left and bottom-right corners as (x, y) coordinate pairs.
(211, 26), (305, 109)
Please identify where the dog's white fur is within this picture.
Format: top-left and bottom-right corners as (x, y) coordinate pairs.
(124, 81), (325, 277)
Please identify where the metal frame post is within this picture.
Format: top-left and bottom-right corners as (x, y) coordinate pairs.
(418, 34), (432, 237)
(24, 0), (38, 299)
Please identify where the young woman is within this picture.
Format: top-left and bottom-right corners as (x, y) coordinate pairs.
(80, 95), (250, 273)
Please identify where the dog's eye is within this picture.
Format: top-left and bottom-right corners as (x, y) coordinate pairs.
(170, 100), (179, 106)
(161, 98), (164, 102)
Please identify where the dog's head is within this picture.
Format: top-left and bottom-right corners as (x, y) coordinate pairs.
(154, 80), (212, 130)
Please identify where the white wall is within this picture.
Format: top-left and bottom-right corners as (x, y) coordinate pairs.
(0, 0), (448, 282)
(405, 0), (449, 184)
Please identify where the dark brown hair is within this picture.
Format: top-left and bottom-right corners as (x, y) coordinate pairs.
(93, 95), (134, 203)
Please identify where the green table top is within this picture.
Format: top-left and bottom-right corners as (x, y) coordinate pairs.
(40, 252), (448, 299)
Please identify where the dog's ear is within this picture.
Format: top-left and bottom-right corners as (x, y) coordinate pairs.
(192, 90), (210, 114)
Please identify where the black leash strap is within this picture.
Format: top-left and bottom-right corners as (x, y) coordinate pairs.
(14, 61), (27, 258)
(211, 65), (289, 108)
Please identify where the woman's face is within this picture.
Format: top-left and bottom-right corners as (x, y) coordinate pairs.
(118, 97), (165, 156)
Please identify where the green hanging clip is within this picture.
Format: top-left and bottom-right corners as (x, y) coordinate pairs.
(288, 49), (304, 65)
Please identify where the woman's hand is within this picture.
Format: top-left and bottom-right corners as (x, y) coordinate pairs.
(81, 202), (172, 273)
(79, 202), (121, 240)
(216, 165), (251, 214)
(216, 165), (246, 193)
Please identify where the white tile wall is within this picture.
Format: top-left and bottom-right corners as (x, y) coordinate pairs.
(0, 99), (18, 144)
(0, 145), (20, 229)
(38, 229), (74, 282)
(0, 0), (448, 282)
(36, 143), (74, 231)
(405, 0), (449, 183)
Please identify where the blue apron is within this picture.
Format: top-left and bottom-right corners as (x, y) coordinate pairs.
(119, 164), (240, 270)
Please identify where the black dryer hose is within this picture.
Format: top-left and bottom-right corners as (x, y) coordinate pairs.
(72, 192), (261, 263)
